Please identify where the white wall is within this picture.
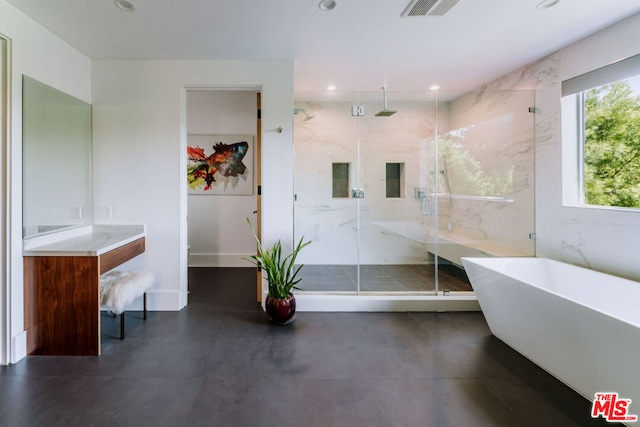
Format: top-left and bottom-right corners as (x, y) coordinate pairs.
(535, 13), (640, 281)
(186, 90), (257, 267)
(0, 32), (7, 366)
(0, 0), (92, 363)
(92, 60), (293, 309)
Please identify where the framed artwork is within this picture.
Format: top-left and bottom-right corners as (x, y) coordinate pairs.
(187, 134), (254, 195)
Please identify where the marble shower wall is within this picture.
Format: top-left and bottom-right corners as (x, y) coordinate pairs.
(441, 89), (536, 256)
(294, 91), (537, 265)
(469, 13), (640, 281)
(294, 99), (440, 265)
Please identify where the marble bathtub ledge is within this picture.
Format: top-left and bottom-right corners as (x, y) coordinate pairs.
(23, 224), (146, 256)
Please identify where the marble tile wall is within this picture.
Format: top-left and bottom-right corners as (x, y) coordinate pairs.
(449, 44), (640, 281)
(442, 89), (536, 256)
(533, 48), (640, 281)
(294, 100), (439, 265)
(294, 90), (537, 264)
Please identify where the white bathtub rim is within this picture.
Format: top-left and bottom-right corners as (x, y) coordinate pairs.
(461, 256), (640, 329)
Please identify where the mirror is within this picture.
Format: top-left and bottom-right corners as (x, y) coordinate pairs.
(22, 76), (92, 239)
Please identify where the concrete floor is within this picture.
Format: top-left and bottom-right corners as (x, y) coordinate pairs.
(0, 267), (617, 426)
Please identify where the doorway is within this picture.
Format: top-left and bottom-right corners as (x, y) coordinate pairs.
(185, 89), (261, 300)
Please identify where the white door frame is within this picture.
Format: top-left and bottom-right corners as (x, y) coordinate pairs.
(179, 85), (262, 308)
(1, 33), (12, 365)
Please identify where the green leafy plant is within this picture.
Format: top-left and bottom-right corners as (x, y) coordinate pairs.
(245, 218), (311, 299)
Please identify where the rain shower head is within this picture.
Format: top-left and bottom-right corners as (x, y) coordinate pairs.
(294, 108), (315, 121)
(375, 86), (397, 117)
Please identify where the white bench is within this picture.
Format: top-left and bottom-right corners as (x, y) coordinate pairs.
(100, 270), (154, 339)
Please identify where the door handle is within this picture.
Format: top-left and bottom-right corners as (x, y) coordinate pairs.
(423, 198), (433, 216)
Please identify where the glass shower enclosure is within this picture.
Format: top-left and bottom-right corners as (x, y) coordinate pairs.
(293, 88), (535, 297)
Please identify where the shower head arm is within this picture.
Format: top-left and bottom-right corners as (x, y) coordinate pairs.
(293, 108), (315, 121)
(382, 86), (389, 110)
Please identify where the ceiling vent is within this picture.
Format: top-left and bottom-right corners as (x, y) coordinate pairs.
(401, 0), (460, 17)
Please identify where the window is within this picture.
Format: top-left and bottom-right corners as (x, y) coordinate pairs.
(332, 163), (350, 198)
(386, 162), (404, 198)
(562, 54), (640, 209)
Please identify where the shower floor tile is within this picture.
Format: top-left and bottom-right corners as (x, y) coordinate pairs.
(298, 263), (473, 293)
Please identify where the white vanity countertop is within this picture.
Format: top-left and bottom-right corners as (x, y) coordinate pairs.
(23, 224), (146, 257)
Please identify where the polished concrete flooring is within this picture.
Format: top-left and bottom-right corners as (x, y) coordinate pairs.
(299, 263), (473, 293)
(0, 267), (617, 426)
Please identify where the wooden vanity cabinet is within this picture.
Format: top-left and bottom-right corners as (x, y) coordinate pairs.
(24, 237), (145, 356)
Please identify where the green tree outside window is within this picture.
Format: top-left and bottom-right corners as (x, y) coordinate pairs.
(584, 81), (640, 208)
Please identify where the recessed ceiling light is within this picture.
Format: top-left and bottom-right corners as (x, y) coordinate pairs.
(318, 0), (337, 11)
(535, 0), (559, 9)
(327, 84), (337, 91)
(115, 0), (136, 12)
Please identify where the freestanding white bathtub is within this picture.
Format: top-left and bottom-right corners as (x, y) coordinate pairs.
(462, 257), (640, 420)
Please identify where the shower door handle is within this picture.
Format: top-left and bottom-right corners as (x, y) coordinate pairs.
(423, 197), (433, 216)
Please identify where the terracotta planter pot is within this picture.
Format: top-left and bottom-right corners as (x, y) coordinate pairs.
(265, 293), (296, 325)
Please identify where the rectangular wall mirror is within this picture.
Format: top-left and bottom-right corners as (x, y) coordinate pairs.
(22, 76), (92, 239)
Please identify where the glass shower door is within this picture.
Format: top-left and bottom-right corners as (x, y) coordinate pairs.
(356, 90), (439, 293)
(293, 92), (360, 293)
(433, 89), (537, 293)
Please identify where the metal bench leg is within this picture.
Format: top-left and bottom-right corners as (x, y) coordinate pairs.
(120, 311), (125, 340)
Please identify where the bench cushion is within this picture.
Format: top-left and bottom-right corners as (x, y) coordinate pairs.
(100, 270), (154, 315)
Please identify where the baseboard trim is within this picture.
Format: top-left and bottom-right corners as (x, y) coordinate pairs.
(11, 331), (27, 364)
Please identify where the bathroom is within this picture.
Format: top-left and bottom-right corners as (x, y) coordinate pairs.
(2, 1), (640, 364)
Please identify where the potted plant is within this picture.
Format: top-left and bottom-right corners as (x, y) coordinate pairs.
(246, 218), (311, 324)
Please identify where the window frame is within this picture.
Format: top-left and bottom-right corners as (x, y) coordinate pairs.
(561, 54), (640, 211)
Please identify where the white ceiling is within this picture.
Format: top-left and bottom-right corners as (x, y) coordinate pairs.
(7, 0), (640, 93)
